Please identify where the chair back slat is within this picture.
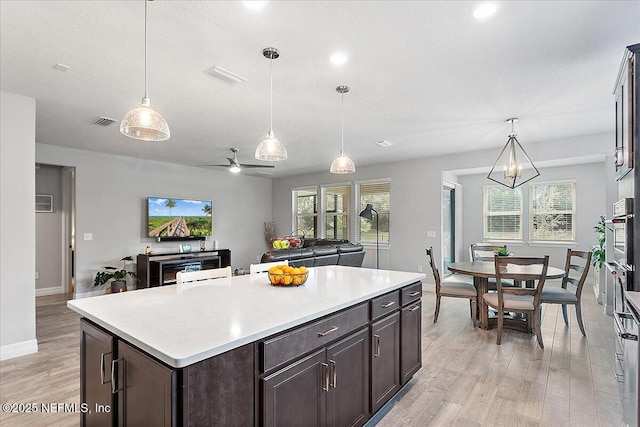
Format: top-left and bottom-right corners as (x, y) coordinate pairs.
(177, 266), (232, 285)
(471, 243), (508, 262)
(250, 260), (289, 275)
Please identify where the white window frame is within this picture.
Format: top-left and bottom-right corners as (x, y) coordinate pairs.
(355, 178), (391, 245)
(291, 186), (318, 238)
(483, 185), (523, 242)
(528, 180), (576, 243)
(320, 182), (352, 240)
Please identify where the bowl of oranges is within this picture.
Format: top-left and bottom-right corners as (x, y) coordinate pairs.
(267, 265), (309, 287)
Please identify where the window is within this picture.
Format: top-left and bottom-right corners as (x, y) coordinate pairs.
(529, 181), (576, 241)
(356, 180), (390, 243)
(293, 187), (317, 238)
(323, 185), (350, 240)
(483, 186), (522, 240)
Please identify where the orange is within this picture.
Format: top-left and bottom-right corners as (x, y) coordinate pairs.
(282, 274), (293, 285)
(299, 266), (307, 273)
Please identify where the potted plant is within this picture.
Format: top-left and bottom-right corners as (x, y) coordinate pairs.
(494, 247), (510, 256)
(94, 256), (137, 293)
(591, 216), (611, 287)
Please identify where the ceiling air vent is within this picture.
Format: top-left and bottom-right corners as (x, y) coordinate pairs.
(375, 140), (394, 147)
(205, 66), (247, 84)
(94, 117), (117, 127)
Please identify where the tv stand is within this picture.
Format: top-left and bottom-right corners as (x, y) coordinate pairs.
(136, 250), (231, 288)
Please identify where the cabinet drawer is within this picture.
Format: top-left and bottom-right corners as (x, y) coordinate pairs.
(401, 282), (422, 306)
(371, 290), (400, 320)
(262, 302), (368, 372)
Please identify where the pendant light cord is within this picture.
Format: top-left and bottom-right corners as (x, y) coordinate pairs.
(269, 56), (273, 130)
(341, 92), (345, 153)
(144, 0), (148, 99)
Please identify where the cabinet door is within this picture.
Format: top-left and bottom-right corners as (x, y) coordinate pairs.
(80, 319), (116, 427)
(370, 312), (400, 414)
(116, 341), (175, 427)
(262, 349), (327, 427)
(400, 301), (422, 385)
(326, 328), (370, 427)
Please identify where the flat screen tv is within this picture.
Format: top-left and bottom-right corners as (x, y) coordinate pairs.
(147, 197), (212, 239)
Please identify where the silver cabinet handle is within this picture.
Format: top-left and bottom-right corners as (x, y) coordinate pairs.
(621, 332), (638, 341)
(329, 360), (336, 388)
(321, 363), (329, 391)
(409, 305), (420, 312)
(381, 301), (396, 308)
(318, 326), (339, 337)
(111, 358), (123, 394)
(374, 335), (381, 357)
(100, 352), (111, 385)
(408, 291), (421, 297)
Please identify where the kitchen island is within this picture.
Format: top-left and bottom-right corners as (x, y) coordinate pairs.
(68, 265), (425, 426)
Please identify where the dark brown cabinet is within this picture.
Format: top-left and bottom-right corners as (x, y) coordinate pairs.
(262, 328), (370, 427)
(115, 342), (176, 427)
(400, 301), (422, 385)
(614, 43), (639, 181)
(80, 320), (116, 427)
(370, 311), (400, 414)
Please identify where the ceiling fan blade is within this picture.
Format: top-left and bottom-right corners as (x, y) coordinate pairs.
(238, 164), (275, 169)
(199, 164), (231, 167)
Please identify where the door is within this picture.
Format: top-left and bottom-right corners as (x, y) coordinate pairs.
(326, 328), (370, 427)
(371, 312), (400, 413)
(442, 185), (455, 270)
(80, 319), (116, 427)
(400, 301), (422, 385)
(116, 341), (175, 427)
(263, 349), (327, 427)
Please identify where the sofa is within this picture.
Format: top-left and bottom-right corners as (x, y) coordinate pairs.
(261, 239), (365, 268)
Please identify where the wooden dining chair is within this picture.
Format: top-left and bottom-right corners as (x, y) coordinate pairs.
(176, 266), (232, 285)
(470, 243), (514, 289)
(426, 247), (477, 327)
(249, 260), (289, 274)
(540, 249), (592, 336)
(483, 256), (549, 348)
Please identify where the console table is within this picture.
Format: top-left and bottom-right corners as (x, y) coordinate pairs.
(68, 266), (425, 426)
(136, 249), (231, 288)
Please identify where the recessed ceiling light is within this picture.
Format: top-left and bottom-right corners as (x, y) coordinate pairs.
(375, 140), (394, 147)
(243, 1), (268, 10)
(473, 2), (498, 20)
(330, 52), (349, 66)
(53, 63), (70, 72)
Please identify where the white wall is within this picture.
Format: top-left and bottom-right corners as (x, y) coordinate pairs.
(1, 91), (37, 360)
(272, 132), (616, 284)
(36, 144), (273, 296)
(458, 161), (607, 268)
(35, 165), (63, 293)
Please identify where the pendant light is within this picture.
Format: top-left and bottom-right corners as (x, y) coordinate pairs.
(255, 47), (287, 161)
(330, 85), (356, 174)
(120, 0), (170, 142)
(487, 118), (540, 189)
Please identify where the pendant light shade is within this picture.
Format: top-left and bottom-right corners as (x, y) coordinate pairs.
(120, 0), (170, 142)
(256, 47), (287, 161)
(330, 85), (355, 174)
(487, 118), (539, 189)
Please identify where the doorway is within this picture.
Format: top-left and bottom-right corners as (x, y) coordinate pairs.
(35, 164), (75, 296)
(442, 184), (455, 271)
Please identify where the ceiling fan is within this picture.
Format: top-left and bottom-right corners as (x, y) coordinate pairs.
(202, 148), (275, 173)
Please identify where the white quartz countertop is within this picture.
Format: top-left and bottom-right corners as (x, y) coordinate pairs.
(68, 266), (425, 368)
(625, 290), (640, 313)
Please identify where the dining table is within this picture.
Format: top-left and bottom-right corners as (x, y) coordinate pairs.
(447, 261), (566, 331)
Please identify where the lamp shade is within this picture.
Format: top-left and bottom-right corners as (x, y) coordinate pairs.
(329, 150), (356, 174)
(359, 203), (375, 220)
(120, 97), (170, 142)
(255, 129), (287, 161)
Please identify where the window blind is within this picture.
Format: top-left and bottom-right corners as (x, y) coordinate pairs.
(484, 186), (522, 240)
(530, 182), (575, 241)
(357, 181), (390, 243)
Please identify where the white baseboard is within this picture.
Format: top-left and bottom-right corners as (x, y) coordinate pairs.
(74, 288), (107, 299)
(0, 339), (38, 361)
(35, 286), (64, 297)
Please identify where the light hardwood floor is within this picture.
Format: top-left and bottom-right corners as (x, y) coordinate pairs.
(0, 286), (622, 426)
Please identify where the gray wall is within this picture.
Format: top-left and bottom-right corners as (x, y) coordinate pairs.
(272, 132), (616, 284)
(458, 161), (607, 268)
(36, 144), (273, 296)
(35, 165), (63, 291)
(1, 91), (37, 358)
